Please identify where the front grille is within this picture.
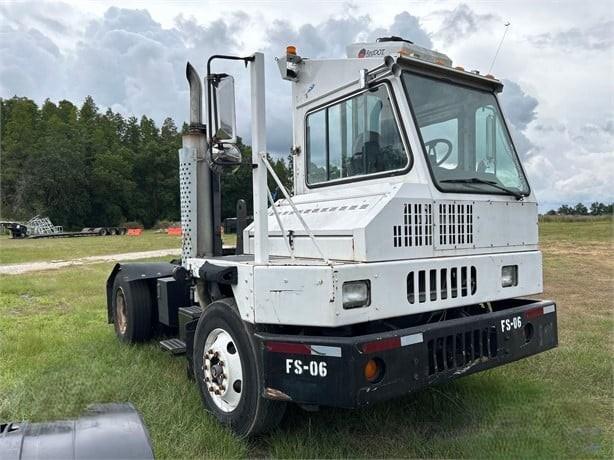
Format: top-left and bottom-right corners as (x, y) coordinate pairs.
(407, 266), (477, 304)
(427, 327), (497, 375)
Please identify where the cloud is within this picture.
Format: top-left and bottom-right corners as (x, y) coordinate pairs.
(0, 24), (65, 100)
(265, 15), (372, 59)
(370, 12), (432, 48)
(498, 79), (539, 158)
(529, 21), (614, 51)
(67, 7), (189, 121)
(432, 4), (496, 44)
(498, 79), (613, 208)
(1, 2), (612, 208)
(525, 118), (614, 209)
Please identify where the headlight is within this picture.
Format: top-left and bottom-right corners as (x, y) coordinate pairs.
(342, 280), (370, 309)
(501, 265), (518, 287)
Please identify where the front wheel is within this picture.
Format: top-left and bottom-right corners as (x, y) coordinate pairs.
(193, 299), (286, 437)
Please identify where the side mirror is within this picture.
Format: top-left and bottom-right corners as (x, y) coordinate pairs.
(206, 143), (242, 174)
(212, 75), (237, 143)
(486, 113), (496, 160)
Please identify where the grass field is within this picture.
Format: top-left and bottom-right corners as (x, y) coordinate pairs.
(0, 221), (612, 458)
(0, 232), (237, 265)
(0, 231), (180, 264)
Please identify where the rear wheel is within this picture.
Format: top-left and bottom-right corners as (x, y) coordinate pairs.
(193, 299), (286, 437)
(112, 278), (153, 343)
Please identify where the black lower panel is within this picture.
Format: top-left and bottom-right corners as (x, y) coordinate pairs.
(256, 299), (558, 408)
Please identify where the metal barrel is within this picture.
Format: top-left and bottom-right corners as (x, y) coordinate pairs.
(0, 403), (154, 460)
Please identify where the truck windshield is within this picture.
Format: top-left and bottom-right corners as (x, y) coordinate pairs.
(402, 72), (530, 196)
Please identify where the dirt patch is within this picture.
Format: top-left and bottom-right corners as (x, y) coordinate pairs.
(541, 241), (613, 258)
(0, 249), (180, 275)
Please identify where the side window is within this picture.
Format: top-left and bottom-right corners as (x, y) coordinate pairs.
(306, 84), (408, 185)
(475, 105), (526, 190)
(306, 109), (327, 184)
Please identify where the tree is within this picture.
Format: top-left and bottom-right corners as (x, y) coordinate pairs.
(1, 97), (40, 219)
(558, 204), (573, 215)
(0, 95), (292, 228)
(23, 99), (90, 227)
(573, 203), (588, 215)
(590, 202), (609, 216)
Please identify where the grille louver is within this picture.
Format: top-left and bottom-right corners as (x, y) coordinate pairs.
(407, 266), (477, 304)
(427, 327), (497, 375)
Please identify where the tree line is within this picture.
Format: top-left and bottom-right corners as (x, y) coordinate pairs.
(2, 96), (610, 227)
(545, 202), (613, 216)
(1, 96), (291, 229)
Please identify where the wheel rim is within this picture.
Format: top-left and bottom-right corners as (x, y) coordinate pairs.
(115, 288), (127, 335)
(203, 327), (243, 412)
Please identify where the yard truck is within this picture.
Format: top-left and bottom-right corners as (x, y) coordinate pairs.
(105, 37), (558, 437)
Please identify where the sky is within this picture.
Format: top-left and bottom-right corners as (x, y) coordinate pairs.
(1, 0), (613, 210)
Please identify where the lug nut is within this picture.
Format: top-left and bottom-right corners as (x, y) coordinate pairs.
(214, 389), (221, 395)
(208, 386), (214, 392)
(204, 377), (209, 382)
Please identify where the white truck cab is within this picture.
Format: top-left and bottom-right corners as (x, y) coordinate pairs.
(106, 37), (557, 437)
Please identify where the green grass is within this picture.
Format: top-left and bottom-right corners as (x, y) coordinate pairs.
(539, 218), (613, 244)
(0, 222), (612, 458)
(0, 232), (237, 265)
(0, 231), (180, 264)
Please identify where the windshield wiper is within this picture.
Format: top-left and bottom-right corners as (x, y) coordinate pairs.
(440, 177), (525, 200)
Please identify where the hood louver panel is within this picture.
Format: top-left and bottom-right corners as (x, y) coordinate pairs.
(393, 202), (433, 248)
(393, 201), (476, 251)
(436, 202), (474, 248)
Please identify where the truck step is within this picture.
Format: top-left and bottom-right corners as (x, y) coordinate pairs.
(159, 338), (186, 355)
(178, 305), (203, 320)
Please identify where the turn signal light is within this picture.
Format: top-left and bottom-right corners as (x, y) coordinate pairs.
(364, 358), (382, 382)
(286, 45), (297, 55)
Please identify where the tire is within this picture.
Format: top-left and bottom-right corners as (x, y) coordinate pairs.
(111, 278), (153, 343)
(99, 228), (108, 236)
(193, 298), (286, 437)
(110, 228), (118, 236)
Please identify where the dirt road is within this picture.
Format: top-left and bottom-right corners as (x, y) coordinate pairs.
(0, 249), (179, 275)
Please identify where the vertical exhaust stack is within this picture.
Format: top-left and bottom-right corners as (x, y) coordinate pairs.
(187, 62), (203, 125)
(180, 63), (213, 261)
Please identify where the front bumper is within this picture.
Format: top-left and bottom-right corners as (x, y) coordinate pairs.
(256, 299), (557, 408)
